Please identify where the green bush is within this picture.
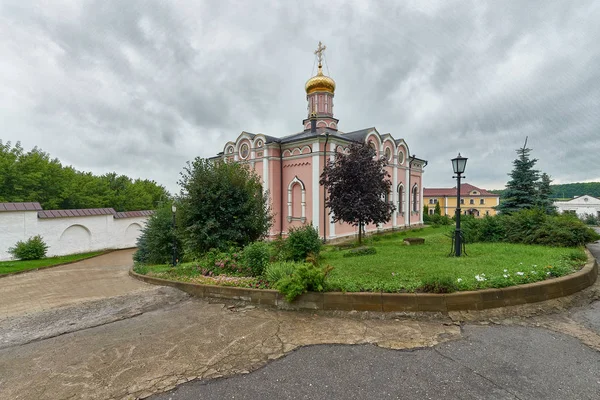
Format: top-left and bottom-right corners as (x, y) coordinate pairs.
(581, 213), (599, 226)
(203, 248), (250, 275)
(8, 235), (48, 260)
(268, 237), (288, 262)
(417, 276), (457, 293)
(133, 264), (149, 275)
(502, 208), (546, 244)
(178, 159), (272, 257)
(286, 224), (322, 261)
(343, 246), (377, 257)
(134, 203), (181, 265)
(276, 264), (334, 302)
(533, 214), (600, 247)
(427, 213), (452, 227)
(459, 209), (600, 247)
(264, 261), (299, 284)
(242, 241), (271, 276)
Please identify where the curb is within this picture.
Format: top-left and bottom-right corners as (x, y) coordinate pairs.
(129, 253), (598, 312)
(0, 250), (116, 279)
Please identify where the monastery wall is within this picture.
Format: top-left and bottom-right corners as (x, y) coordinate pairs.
(0, 208), (149, 261)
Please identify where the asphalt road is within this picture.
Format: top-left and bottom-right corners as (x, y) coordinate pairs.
(150, 324), (600, 400)
(150, 236), (600, 400)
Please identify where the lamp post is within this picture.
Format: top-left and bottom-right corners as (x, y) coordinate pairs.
(451, 153), (468, 257)
(171, 203), (177, 267)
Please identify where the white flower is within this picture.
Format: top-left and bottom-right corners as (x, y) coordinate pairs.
(392, 272), (396, 276)
(533, 264), (537, 267)
(547, 271), (551, 275)
(503, 274), (509, 278)
(516, 272), (524, 276)
(457, 278), (463, 283)
(475, 274), (486, 282)
(531, 271), (537, 274)
(503, 269), (508, 273)
(519, 262), (523, 265)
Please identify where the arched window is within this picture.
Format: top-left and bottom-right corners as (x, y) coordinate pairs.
(412, 185), (419, 213)
(398, 184), (404, 214)
(287, 176), (306, 223)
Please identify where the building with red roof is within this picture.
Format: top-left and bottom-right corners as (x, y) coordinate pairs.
(423, 183), (499, 218)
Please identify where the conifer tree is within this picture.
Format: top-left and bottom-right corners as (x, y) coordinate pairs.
(497, 138), (540, 214)
(537, 172), (556, 214)
(434, 202), (441, 215)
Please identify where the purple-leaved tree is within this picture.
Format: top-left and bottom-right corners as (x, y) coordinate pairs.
(320, 143), (395, 243)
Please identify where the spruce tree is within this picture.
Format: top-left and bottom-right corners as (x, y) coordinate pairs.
(537, 172), (556, 214)
(434, 202), (441, 215)
(497, 138), (540, 214)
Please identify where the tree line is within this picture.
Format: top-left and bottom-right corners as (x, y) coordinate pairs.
(0, 141), (169, 211)
(490, 182), (600, 200)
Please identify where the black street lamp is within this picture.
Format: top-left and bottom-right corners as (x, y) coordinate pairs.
(451, 153), (468, 257)
(171, 203), (177, 267)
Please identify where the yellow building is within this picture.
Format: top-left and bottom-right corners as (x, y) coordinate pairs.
(423, 183), (500, 218)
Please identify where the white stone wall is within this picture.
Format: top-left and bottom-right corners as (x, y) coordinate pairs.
(0, 211), (148, 260)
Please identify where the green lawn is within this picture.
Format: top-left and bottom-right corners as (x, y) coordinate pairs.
(136, 227), (588, 293)
(322, 227), (587, 292)
(0, 251), (104, 275)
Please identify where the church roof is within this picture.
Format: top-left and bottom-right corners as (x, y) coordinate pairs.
(240, 131), (280, 144)
(275, 128), (340, 144)
(341, 127), (376, 142)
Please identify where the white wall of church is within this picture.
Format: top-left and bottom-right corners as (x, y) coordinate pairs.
(0, 211), (148, 260)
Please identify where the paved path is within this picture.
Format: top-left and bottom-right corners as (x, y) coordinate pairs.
(150, 325), (600, 400)
(0, 244), (599, 399)
(0, 249), (153, 318)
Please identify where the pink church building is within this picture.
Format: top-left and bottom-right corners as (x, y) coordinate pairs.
(213, 43), (426, 241)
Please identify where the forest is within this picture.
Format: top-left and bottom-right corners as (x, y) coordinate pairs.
(0, 141), (170, 211)
(490, 182), (600, 200)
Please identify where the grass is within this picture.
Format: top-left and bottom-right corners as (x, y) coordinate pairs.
(0, 251), (105, 275)
(135, 227), (588, 293)
(322, 227), (587, 292)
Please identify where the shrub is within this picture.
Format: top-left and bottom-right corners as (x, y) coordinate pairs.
(459, 209), (600, 247)
(178, 159), (272, 257)
(264, 261), (299, 284)
(581, 213), (599, 226)
(269, 237), (289, 261)
(417, 276), (457, 293)
(534, 215), (600, 247)
(8, 235), (48, 260)
(276, 264), (334, 302)
(133, 264), (149, 275)
(502, 208), (546, 244)
(285, 224), (322, 262)
(203, 248), (250, 276)
(134, 203), (181, 265)
(242, 241), (271, 276)
(343, 246), (377, 257)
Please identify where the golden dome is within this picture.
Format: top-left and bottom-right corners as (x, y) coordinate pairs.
(305, 64), (336, 95)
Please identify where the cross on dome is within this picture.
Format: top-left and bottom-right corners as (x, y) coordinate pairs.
(314, 41), (327, 64)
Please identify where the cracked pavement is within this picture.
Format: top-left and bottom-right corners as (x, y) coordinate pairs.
(1, 245), (600, 399)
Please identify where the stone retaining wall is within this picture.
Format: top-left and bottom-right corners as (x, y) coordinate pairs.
(129, 256), (598, 312)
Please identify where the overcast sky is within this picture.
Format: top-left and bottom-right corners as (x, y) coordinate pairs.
(1, 0), (599, 194)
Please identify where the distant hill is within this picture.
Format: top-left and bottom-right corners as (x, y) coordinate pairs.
(489, 182), (600, 200)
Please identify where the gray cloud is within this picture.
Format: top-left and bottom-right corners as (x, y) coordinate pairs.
(1, 0), (599, 194)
